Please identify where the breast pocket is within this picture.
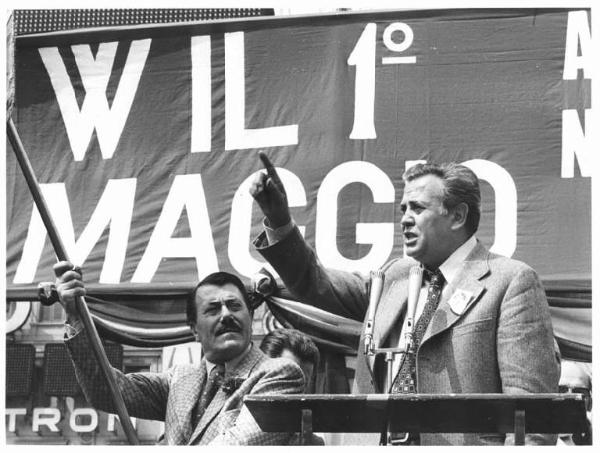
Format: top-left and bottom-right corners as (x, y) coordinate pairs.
(451, 317), (494, 339)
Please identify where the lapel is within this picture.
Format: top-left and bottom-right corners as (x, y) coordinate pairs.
(421, 241), (490, 346)
(365, 269), (411, 371)
(187, 344), (263, 445)
(167, 362), (206, 445)
(375, 279), (410, 346)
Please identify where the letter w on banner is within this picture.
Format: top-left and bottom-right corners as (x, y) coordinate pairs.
(38, 39), (151, 161)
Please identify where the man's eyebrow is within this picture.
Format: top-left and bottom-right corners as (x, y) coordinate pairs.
(401, 199), (425, 207)
(221, 295), (243, 301)
(205, 296), (242, 303)
(204, 300), (222, 306)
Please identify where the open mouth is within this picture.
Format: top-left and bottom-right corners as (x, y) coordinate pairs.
(404, 231), (418, 244)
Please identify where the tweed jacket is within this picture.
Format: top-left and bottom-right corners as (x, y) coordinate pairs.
(255, 226), (559, 445)
(65, 331), (305, 445)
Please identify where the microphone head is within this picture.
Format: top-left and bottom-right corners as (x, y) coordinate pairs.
(406, 266), (423, 328)
(369, 270), (385, 301)
(366, 271), (385, 322)
(365, 270), (386, 355)
(370, 269), (385, 280)
(409, 265), (423, 281)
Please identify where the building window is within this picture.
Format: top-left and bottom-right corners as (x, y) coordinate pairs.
(32, 302), (65, 325)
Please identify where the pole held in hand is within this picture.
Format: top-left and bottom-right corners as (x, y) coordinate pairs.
(7, 118), (140, 445)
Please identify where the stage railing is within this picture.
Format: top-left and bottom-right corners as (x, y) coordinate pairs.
(245, 393), (587, 445)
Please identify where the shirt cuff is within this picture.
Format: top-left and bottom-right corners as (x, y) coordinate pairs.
(64, 321), (84, 339)
(263, 218), (295, 245)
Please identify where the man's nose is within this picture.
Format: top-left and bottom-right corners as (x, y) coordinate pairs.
(219, 304), (233, 318)
(401, 210), (413, 226)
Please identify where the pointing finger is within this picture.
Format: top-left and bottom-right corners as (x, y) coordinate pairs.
(259, 151), (278, 179)
(259, 151), (285, 189)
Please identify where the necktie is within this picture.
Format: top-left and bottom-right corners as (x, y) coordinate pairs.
(195, 364), (225, 424)
(387, 270), (444, 445)
(391, 269), (444, 394)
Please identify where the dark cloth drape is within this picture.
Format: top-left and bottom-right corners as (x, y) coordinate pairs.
(6, 277), (591, 393)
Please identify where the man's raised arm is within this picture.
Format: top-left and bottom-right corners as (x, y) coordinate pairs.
(249, 152), (370, 321)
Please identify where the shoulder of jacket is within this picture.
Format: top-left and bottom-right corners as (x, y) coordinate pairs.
(380, 256), (417, 275)
(486, 251), (536, 275)
(258, 355), (302, 375)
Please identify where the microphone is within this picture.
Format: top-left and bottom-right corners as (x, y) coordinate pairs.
(364, 270), (385, 355)
(405, 266), (423, 353)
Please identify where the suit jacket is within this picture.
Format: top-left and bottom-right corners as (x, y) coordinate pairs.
(65, 332), (305, 445)
(255, 226), (559, 445)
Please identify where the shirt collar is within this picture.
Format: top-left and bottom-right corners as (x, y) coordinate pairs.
(437, 235), (477, 287)
(205, 342), (252, 376)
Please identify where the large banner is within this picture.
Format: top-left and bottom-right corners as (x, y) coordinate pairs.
(6, 9), (592, 294)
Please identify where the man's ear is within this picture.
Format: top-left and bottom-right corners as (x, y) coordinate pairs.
(451, 202), (468, 230)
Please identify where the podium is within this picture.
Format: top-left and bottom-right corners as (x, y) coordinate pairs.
(244, 393), (587, 445)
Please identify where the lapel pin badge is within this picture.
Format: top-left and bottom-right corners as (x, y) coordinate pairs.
(448, 289), (473, 315)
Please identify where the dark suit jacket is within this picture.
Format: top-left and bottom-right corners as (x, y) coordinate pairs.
(255, 226), (559, 445)
(65, 332), (305, 445)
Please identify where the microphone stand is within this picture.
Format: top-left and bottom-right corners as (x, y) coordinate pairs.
(368, 293), (419, 443)
(364, 266), (421, 445)
(368, 341), (413, 445)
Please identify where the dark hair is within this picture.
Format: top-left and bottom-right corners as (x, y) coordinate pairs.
(260, 329), (320, 369)
(403, 162), (481, 235)
(186, 272), (251, 326)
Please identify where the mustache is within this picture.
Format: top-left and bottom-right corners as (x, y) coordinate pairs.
(215, 316), (242, 335)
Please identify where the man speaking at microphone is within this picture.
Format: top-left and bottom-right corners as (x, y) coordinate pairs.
(250, 154), (559, 445)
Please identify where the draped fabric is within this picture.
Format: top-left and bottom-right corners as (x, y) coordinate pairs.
(6, 278), (591, 362)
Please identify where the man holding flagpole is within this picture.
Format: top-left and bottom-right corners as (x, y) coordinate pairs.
(54, 264), (305, 445)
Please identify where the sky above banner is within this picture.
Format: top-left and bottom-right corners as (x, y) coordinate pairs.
(6, 8), (592, 287)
